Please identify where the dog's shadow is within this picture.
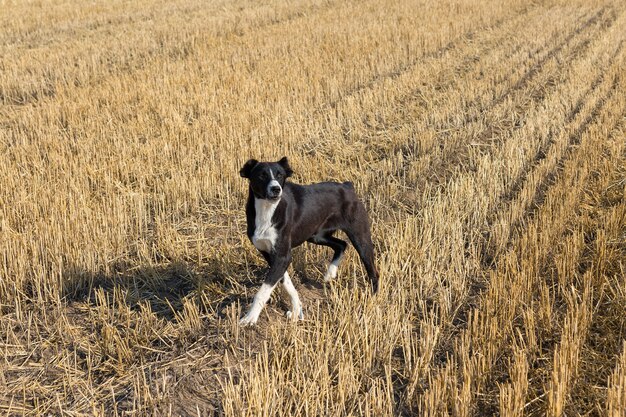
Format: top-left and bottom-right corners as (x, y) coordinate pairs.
(63, 251), (327, 322)
(63, 259), (265, 321)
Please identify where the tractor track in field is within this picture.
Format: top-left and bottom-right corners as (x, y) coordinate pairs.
(434, 44), (625, 414)
(480, 39), (625, 268)
(410, 6), (618, 192)
(390, 6), (624, 411)
(467, 20), (622, 343)
(566, 143), (626, 412)
(487, 7), (615, 110)
(493, 95), (625, 413)
(521, 107), (626, 416)
(444, 6), (611, 126)
(317, 4), (538, 115)
(417, 73), (626, 414)
(340, 6), (616, 204)
(443, 5), (621, 297)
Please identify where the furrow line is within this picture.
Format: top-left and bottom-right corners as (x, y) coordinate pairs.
(449, 7), (623, 307)
(481, 39), (626, 267)
(311, 6), (598, 189)
(442, 6), (611, 129)
(474, 75), (626, 415)
(356, 6), (614, 202)
(411, 13), (625, 412)
(425, 5), (620, 304)
(420, 79), (626, 415)
(413, 6), (618, 191)
(562, 181), (625, 413)
(389, 6), (587, 136)
(524, 112), (626, 416)
(317, 3), (537, 116)
(501, 126), (624, 416)
(488, 6), (614, 110)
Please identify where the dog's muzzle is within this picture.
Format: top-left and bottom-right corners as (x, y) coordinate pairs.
(267, 181), (282, 199)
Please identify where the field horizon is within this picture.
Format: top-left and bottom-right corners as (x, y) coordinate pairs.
(1, 0), (625, 415)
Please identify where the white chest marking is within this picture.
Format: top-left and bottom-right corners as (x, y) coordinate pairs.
(252, 197), (279, 253)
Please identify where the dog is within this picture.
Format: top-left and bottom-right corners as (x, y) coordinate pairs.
(238, 156), (378, 325)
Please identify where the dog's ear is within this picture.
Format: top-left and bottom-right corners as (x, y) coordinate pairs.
(278, 156), (293, 177)
(240, 159), (259, 178)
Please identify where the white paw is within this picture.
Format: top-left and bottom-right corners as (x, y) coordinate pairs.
(239, 311), (259, 326)
(324, 264), (338, 282)
(285, 307), (304, 321)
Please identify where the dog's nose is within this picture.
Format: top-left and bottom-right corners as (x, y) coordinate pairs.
(270, 185), (281, 194)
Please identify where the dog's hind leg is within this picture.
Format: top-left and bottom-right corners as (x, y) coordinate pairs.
(282, 272), (304, 320)
(344, 206), (379, 293)
(308, 232), (348, 282)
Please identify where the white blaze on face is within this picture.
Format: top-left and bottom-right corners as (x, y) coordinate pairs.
(268, 179), (280, 194)
(267, 168), (282, 197)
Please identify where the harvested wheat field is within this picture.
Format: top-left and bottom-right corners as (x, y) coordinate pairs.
(1, 0), (626, 415)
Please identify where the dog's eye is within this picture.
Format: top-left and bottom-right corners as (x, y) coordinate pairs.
(276, 173), (283, 179)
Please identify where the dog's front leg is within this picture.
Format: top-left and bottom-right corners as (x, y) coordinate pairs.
(257, 251), (303, 321)
(240, 251), (292, 326)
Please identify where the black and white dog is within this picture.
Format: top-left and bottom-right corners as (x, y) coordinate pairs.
(239, 157), (379, 325)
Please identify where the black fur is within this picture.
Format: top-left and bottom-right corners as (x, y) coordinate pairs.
(241, 157), (379, 292)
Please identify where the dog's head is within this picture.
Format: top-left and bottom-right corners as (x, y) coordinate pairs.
(240, 157), (293, 201)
